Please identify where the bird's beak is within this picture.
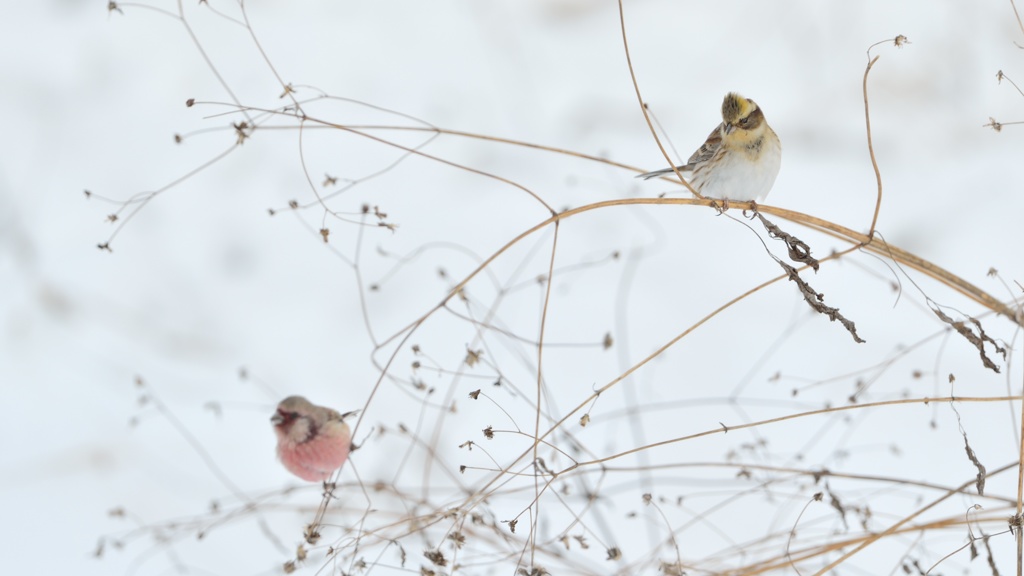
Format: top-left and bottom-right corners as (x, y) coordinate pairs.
(270, 413), (284, 425)
(723, 123), (735, 135)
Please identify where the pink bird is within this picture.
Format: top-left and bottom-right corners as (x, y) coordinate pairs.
(271, 395), (353, 482)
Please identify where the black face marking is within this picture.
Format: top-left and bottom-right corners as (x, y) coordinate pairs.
(276, 410), (318, 443)
(305, 418), (319, 442)
(274, 410), (296, 425)
(739, 108), (764, 131)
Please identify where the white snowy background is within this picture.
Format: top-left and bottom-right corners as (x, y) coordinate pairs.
(3, 0), (1024, 574)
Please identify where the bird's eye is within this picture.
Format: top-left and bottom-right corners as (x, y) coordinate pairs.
(738, 117), (749, 127)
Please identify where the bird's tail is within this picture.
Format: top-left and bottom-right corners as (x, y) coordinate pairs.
(636, 166), (688, 180)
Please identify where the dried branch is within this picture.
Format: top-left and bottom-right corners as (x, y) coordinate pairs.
(777, 260), (865, 343)
(932, 308), (1006, 373)
(755, 212), (819, 271)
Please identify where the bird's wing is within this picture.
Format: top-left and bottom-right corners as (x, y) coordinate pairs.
(636, 122), (725, 180)
(685, 122), (725, 168)
(323, 407), (344, 421)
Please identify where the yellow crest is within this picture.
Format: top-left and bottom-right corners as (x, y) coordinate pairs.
(721, 92), (755, 124)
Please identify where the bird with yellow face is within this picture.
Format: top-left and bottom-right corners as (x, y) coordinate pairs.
(639, 92), (781, 203)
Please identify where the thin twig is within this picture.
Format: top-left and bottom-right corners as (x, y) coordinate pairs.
(862, 36), (908, 238)
(1016, 343), (1024, 576)
(616, 0), (701, 198)
(863, 54), (883, 238)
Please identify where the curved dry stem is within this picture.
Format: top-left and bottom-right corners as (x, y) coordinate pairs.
(575, 395), (1021, 469)
(232, 108), (1018, 324)
(616, 0), (701, 198)
(450, 197), (1019, 324)
(346, 195), (1018, 495)
(863, 54), (884, 237)
(761, 204), (1019, 322)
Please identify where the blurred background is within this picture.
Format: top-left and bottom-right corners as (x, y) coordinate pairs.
(3, 0), (1024, 574)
